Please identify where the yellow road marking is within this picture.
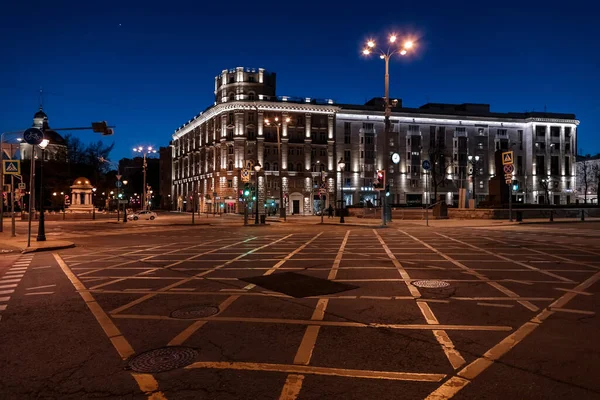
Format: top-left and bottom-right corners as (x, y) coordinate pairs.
(401, 231), (538, 312)
(425, 270), (600, 399)
(327, 230), (350, 280)
(186, 361), (446, 382)
(554, 288), (593, 296)
(24, 292), (54, 296)
(279, 374), (304, 400)
(550, 307), (595, 316)
(54, 253), (167, 400)
(375, 230), (465, 370)
(476, 302), (514, 308)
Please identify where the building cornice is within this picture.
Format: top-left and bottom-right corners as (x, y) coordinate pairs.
(172, 101), (340, 140)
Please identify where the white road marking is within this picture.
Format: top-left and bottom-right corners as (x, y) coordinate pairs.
(26, 284), (56, 291)
(0, 290), (15, 295)
(24, 292), (54, 296)
(0, 284), (18, 289)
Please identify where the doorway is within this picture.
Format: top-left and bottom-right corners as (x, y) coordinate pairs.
(293, 200), (300, 214)
(553, 195), (561, 205)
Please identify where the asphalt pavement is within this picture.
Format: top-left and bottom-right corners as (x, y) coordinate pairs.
(0, 217), (599, 399)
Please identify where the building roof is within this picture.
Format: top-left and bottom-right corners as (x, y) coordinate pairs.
(34, 107), (48, 119)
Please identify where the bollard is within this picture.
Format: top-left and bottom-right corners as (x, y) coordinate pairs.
(549, 210), (554, 222)
(581, 209), (585, 221)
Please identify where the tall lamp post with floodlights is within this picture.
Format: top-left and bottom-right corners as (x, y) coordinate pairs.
(36, 139), (49, 242)
(468, 155), (480, 208)
(265, 117), (290, 221)
(362, 34), (416, 225)
(338, 158), (346, 223)
(92, 187), (97, 220)
(133, 146), (157, 211)
(254, 161), (261, 224)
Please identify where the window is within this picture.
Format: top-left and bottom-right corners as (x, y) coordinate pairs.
(264, 162), (270, 171)
(362, 122), (373, 132)
(497, 129), (507, 136)
(407, 165), (411, 173)
(247, 129), (255, 140)
(478, 128), (485, 135)
(228, 93), (235, 101)
(273, 162), (278, 171)
(437, 127), (446, 147)
(408, 125), (419, 134)
(565, 143), (571, 152)
(360, 150), (364, 159)
(345, 178), (351, 186)
(518, 130), (523, 150)
(228, 113), (234, 125)
(227, 180), (233, 188)
(248, 113), (255, 123)
(311, 148), (316, 158)
(228, 76), (234, 84)
(551, 156), (559, 175)
(320, 163), (326, 172)
(248, 92), (255, 101)
(517, 155), (523, 175)
(296, 148), (301, 156)
(344, 150), (351, 163)
(551, 126), (560, 137)
(407, 152), (411, 160)
(566, 181), (571, 190)
(535, 126), (546, 138)
(319, 149), (326, 156)
(344, 131), (351, 144)
(360, 136), (364, 144)
(536, 156), (545, 175)
(344, 122), (351, 134)
(365, 135), (373, 145)
(565, 127), (572, 138)
(297, 162), (303, 171)
(429, 126), (436, 146)
(311, 163), (317, 172)
(228, 146), (234, 154)
(455, 127), (466, 135)
(565, 157), (570, 176)
(227, 161), (233, 171)
(296, 116), (304, 126)
(248, 75), (255, 82)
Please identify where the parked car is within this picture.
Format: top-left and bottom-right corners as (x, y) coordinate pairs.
(127, 210), (157, 221)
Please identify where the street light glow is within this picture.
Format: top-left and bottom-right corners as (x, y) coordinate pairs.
(380, 54), (385, 59)
(363, 49), (370, 55)
(404, 40), (413, 49)
(367, 40), (375, 48)
(400, 49), (407, 55)
(285, 117), (290, 123)
(389, 35), (397, 43)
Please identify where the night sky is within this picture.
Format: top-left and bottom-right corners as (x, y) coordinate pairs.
(1, 0), (598, 161)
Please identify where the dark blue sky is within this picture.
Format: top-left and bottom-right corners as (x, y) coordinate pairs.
(1, 0), (598, 160)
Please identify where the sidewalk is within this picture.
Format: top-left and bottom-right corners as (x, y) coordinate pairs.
(0, 231), (75, 253)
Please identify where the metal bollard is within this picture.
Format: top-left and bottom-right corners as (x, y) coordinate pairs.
(549, 210), (553, 222)
(581, 209), (585, 221)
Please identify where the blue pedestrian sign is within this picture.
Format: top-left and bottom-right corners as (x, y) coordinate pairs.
(422, 160), (431, 171)
(23, 128), (44, 145)
(115, 181), (123, 188)
(2, 160), (20, 175)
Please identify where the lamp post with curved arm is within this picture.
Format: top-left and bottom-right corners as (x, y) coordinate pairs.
(362, 34), (416, 225)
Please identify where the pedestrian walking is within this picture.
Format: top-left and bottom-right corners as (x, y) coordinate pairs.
(327, 204), (333, 218)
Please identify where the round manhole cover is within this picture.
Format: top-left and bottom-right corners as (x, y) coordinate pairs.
(170, 305), (219, 319)
(127, 347), (198, 373)
(412, 280), (450, 289)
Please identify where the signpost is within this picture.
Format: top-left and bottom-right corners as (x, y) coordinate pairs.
(18, 183), (26, 190)
(502, 151), (515, 222)
(2, 160), (20, 175)
(23, 128), (44, 247)
(241, 169), (250, 183)
(422, 160), (431, 227)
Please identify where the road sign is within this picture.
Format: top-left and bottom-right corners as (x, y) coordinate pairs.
(505, 179), (512, 184)
(23, 128), (44, 145)
(422, 160), (431, 171)
(502, 151), (514, 165)
(116, 174), (122, 181)
(503, 164), (514, 174)
(241, 169), (250, 182)
(2, 160), (20, 175)
(319, 188), (326, 195)
(18, 183), (26, 190)
(115, 181), (123, 188)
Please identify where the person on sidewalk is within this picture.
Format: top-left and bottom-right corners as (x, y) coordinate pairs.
(327, 205), (334, 218)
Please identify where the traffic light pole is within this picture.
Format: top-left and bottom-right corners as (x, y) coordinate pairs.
(509, 185), (513, 222)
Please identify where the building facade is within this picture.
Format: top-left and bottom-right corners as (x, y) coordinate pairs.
(576, 155), (600, 204)
(170, 67), (580, 214)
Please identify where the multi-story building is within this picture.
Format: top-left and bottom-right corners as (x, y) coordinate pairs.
(576, 154), (600, 204)
(170, 67), (580, 214)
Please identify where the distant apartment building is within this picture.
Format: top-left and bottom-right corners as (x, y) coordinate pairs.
(169, 67), (580, 214)
(576, 154), (600, 204)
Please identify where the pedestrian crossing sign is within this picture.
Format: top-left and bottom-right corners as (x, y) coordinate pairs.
(2, 160), (20, 175)
(502, 151), (514, 165)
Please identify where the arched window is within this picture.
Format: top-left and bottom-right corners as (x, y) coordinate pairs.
(264, 162), (270, 171)
(228, 93), (235, 102)
(297, 163), (303, 172)
(248, 92), (255, 101)
(227, 161), (233, 171)
(228, 146), (234, 154)
(311, 164), (317, 172)
(288, 163), (294, 171)
(273, 162), (278, 171)
(320, 163), (326, 172)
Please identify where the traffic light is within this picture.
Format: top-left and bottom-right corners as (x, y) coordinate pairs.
(374, 170), (385, 189)
(512, 180), (519, 191)
(243, 183), (250, 197)
(385, 184), (390, 197)
(91, 121), (114, 136)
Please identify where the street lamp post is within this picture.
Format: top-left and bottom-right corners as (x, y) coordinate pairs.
(134, 146), (157, 211)
(468, 155), (480, 208)
(0, 130), (24, 233)
(254, 162), (261, 224)
(122, 180), (128, 223)
(265, 117), (290, 221)
(36, 139), (49, 242)
(92, 188), (97, 220)
(338, 158), (345, 223)
(362, 35), (415, 226)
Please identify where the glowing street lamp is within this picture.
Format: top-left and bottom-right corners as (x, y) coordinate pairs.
(361, 32), (417, 225)
(133, 146), (157, 211)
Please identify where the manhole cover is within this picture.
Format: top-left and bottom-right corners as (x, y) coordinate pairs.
(170, 305), (219, 319)
(127, 346), (198, 373)
(412, 280), (450, 289)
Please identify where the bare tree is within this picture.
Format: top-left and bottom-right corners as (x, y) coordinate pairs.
(428, 134), (452, 202)
(592, 163), (600, 204)
(539, 178), (551, 204)
(578, 161), (591, 203)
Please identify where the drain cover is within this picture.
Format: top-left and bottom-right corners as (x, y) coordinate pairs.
(412, 280), (450, 289)
(170, 305), (219, 319)
(127, 347), (198, 373)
